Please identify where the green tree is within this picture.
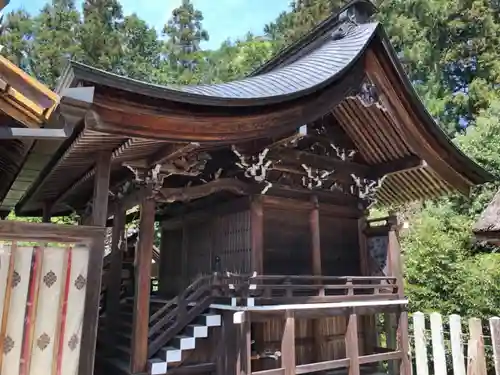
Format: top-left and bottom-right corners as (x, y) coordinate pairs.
(264, 0), (346, 53)
(0, 10), (35, 71)
(162, 0), (209, 83)
(377, 0), (500, 134)
(401, 101), (500, 318)
(204, 34), (274, 82)
(79, 0), (124, 71)
(117, 14), (163, 82)
(29, 0), (83, 88)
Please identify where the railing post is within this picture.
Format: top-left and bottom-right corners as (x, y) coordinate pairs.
(281, 310), (296, 375)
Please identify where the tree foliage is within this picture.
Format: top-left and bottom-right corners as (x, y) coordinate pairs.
(401, 101), (500, 318)
(0, 0), (499, 318)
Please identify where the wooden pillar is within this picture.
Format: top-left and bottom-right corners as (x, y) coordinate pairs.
(236, 312), (251, 375)
(217, 312), (242, 375)
(131, 191), (156, 374)
(310, 196), (323, 362)
(92, 151), (112, 226)
(346, 311), (360, 375)
(250, 196), (264, 366)
(358, 215), (377, 355)
(181, 218), (189, 288)
(105, 206), (126, 343)
(78, 151), (111, 375)
(250, 195), (264, 274)
(42, 202), (51, 223)
(387, 215), (411, 375)
(281, 310), (296, 375)
(310, 196), (321, 276)
(158, 226), (169, 297)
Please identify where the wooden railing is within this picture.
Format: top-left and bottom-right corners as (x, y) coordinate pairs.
(213, 274), (399, 305)
(148, 275), (216, 357)
(146, 274), (399, 358)
(99, 260), (134, 315)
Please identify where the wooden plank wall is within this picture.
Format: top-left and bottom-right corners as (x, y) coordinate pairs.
(185, 210), (252, 282)
(158, 228), (183, 296)
(320, 213), (360, 276)
(255, 198), (365, 369)
(160, 204), (252, 295)
(263, 207), (311, 275)
(253, 317), (365, 370)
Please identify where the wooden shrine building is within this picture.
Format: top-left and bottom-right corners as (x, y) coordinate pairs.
(0, 1), (492, 375)
(473, 189), (500, 245)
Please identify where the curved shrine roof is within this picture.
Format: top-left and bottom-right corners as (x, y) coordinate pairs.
(67, 22), (377, 105)
(9, 0), (494, 216)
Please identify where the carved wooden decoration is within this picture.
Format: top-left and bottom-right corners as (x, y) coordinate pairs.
(350, 173), (384, 202)
(232, 146), (274, 194)
(300, 164), (334, 190)
(348, 77), (388, 112)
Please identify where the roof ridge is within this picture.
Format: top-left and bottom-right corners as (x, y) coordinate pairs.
(249, 0), (377, 76)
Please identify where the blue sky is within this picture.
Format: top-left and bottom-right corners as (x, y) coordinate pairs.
(4, 0), (291, 49)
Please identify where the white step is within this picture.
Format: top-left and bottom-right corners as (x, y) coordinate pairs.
(148, 358), (167, 375)
(186, 324), (208, 338)
(159, 346), (182, 363)
(172, 335), (196, 350)
(199, 313), (221, 327)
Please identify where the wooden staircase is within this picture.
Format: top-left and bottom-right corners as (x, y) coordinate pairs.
(96, 292), (222, 375)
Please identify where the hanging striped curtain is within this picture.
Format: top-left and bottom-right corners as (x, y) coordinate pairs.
(0, 242), (90, 375)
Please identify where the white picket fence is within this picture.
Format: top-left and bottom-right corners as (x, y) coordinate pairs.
(411, 312), (500, 375)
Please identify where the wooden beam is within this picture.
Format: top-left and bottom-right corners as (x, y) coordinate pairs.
(369, 155), (423, 179)
(131, 192), (156, 374)
(158, 178), (253, 203)
(251, 195), (264, 274)
(274, 149), (369, 177)
(148, 142), (200, 166)
(359, 351), (403, 365)
(281, 310), (296, 375)
(274, 149), (423, 180)
(295, 359), (350, 374)
(0, 221), (104, 242)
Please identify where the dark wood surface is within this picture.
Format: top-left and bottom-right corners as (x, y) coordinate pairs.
(131, 195), (156, 373)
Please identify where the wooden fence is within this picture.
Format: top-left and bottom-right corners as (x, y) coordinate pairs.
(410, 312), (500, 375)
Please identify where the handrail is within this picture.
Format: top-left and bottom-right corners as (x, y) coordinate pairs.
(149, 274), (214, 323)
(145, 273), (398, 358)
(148, 285), (214, 357)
